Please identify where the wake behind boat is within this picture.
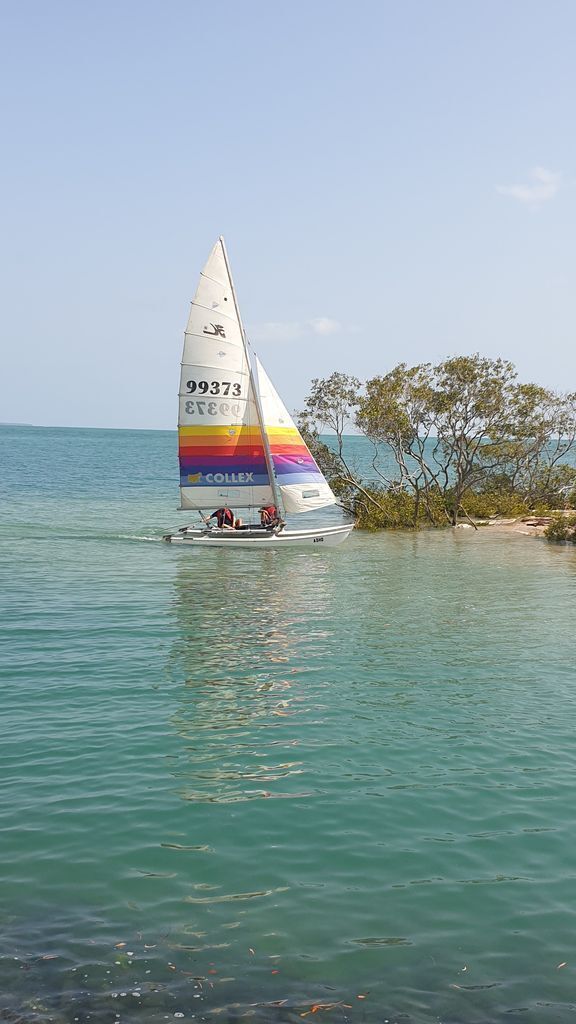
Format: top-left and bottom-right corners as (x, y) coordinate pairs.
(163, 238), (353, 548)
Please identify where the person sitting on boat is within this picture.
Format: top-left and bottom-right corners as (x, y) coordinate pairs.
(259, 504), (280, 529)
(205, 507), (235, 529)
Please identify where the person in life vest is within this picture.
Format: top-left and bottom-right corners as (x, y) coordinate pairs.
(206, 507), (236, 529)
(259, 504), (280, 528)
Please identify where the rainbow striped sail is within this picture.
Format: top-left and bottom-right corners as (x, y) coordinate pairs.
(254, 359), (337, 514)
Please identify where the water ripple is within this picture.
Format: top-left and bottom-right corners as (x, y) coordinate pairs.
(3, 428), (576, 1021)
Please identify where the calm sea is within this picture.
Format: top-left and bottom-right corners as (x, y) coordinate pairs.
(2, 426), (576, 1024)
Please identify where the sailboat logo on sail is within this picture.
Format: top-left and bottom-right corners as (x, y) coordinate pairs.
(203, 324), (226, 337)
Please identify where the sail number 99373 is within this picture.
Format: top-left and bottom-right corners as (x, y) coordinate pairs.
(186, 380), (241, 396)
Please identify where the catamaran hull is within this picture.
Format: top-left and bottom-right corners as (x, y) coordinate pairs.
(163, 523), (354, 548)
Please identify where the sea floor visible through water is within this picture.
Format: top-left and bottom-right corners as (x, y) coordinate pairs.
(2, 426), (576, 1024)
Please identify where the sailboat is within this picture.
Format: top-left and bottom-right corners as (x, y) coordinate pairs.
(163, 238), (354, 548)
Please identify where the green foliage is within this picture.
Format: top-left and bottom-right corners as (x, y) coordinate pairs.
(298, 355), (576, 532)
(474, 464), (576, 510)
(353, 487), (554, 531)
(352, 486), (443, 530)
(544, 514), (576, 543)
(527, 465), (576, 507)
(356, 354), (544, 526)
(302, 371), (360, 461)
(459, 491), (529, 519)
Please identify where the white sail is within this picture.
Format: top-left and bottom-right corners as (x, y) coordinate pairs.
(165, 239), (353, 547)
(178, 239), (275, 510)
(254, 358), (337, 514)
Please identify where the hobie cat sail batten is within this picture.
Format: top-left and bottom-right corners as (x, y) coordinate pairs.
(166, 237), (352, 547)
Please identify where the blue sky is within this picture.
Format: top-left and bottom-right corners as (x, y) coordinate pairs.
(1, 0), (575, 428)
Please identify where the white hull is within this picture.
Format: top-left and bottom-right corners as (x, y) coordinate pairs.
(163, 523), (353, 548)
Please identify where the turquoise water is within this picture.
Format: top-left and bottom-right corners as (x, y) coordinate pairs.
(2, 426), (576, 1024)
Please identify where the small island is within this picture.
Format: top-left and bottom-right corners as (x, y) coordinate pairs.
(298, 354), (576, 543)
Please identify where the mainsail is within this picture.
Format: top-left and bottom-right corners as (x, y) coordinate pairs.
(254, 358), (337, 514)
(179, 237), (338, 518)
(178, 240), (276, 510)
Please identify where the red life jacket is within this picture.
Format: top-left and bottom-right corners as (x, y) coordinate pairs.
(215, 507), (234, 528)
(260, 505), (278, 525)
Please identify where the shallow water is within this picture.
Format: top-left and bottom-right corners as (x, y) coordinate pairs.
(2, 427), (576, 1023)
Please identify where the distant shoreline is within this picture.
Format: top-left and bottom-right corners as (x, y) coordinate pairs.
(0, 423), (175, 432)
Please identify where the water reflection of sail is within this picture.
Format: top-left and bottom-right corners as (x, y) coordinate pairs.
(168, 553), (334, 804)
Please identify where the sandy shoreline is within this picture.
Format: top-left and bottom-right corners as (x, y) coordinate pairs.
(480, 518), (549, 536)
(469, 514), (566, 537)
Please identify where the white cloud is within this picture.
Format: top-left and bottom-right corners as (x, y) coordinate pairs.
(249, 316), (348, 342)
(308, 316), (342, 336)
(249, 321), (303, 342)
(496, 166), (561, 205)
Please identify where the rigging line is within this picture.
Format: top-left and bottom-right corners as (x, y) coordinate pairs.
(219, 239), (282, 515)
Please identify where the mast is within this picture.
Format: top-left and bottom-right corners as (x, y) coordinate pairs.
(219, 236), (283, 516)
